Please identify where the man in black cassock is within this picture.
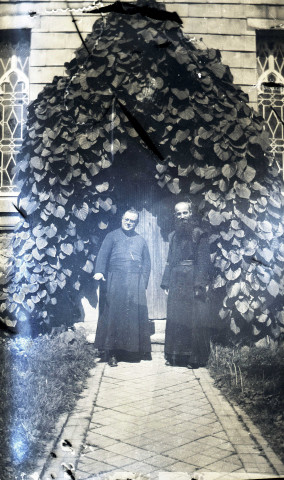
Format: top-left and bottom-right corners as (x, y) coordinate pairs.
(161, 201), (213, 369)
(94, 208), (151, 366)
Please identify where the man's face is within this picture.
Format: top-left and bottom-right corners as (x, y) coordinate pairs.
(121, 212), (138, 231)
(175, 202), (191, 224)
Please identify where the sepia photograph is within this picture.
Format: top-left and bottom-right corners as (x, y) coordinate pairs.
(0, 0), (283, 479)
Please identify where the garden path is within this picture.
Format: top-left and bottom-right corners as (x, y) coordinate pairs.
(39, 352), (284, 480)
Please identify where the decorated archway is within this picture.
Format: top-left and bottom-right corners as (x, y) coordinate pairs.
(3, 0), (283, 343)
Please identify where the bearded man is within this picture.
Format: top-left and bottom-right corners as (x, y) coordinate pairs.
(94, 208), (151, 366)
(161, 201), (213, 368)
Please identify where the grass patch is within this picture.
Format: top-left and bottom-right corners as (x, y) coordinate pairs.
(0, 329), (96, 479)
(208, 343), (284, 462)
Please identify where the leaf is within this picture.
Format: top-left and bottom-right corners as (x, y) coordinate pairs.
(36, 237), (48, 250)
(227, 282), (241, 298)
(73, 203), (88, 221)
(46, 246), (57, 257)
(78, 135), (92, 150)
(210, 62), (226, 79)
(75, 240), (85, 252)
(46, 224), (57, 238)
(228, 250), (242, 264)
(98, 220), (108, 230)
(30, 156), (44, 170)
(96, 182), (109, 193)
(172, 129), (190, 145)
(82, 260), (94, 273)
(190, 181), (205, 194)
(171, 88), (189, 100)
(33, 225), (45, 237)
(259, 220), (272, 233)
(235, 208), (257, 231)
(61, 243), (73, 255)
(54, 205), (65, 219)
(156, 163), (167, 174)
(225, 268), (241, 281)
(213, 275), (226, 288)
(98, 197), (113, 211)
(103, 139), (120, 154)
(267, 279), (279, 297)
(179, 107), (194, 120)
(204, 166), (220, 179)
(256, 266), (271, 284)
(55, 193), (68, 206)
(4, 317), (17, 328)
(230, 318), (240, 335)
(13, 291), (25, 303)
(228, 124), (243, 141)
(238, 166), (256, 183)
(87, 65), (105, 78)
(258, 248), (273, 263)
(235, 299), (250, 314)
(47, 281), (57, 294)
(32, 248), (45, 261)
(167, 178), (181, 194)
(235, 182), (251, 199)
(222, 164), (237, 179)
(214, 144), (230, 161)
(87, 162), (101, 176)
(69, 154), (79, 166)
(258, 314), (268, 324)
(208, 210), (226, 226)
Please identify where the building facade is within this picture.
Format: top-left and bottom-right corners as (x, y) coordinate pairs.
(0, 0), (283, 229)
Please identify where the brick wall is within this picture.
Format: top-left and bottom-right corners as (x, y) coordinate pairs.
(1, 0), (283, 110)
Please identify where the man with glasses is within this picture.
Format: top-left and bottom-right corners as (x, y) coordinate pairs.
(94, 208), (151, 366)
(161, 201), (212, 369)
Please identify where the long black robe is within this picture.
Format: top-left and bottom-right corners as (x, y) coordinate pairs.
(161, 226), (214, 365)
(94, 228), (151, 355)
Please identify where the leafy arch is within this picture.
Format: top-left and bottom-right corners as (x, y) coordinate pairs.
(3, 1), (283, 342)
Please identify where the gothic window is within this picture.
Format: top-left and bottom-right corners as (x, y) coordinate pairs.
(256, 30), (284, 178)
(0, 29), (30, 192)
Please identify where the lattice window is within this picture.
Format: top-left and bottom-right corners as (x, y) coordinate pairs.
(0, 30), (30, 192)
(256, 30), (284, 179)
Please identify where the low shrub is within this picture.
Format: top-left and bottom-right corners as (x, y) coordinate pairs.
(208, 343), (284, 462)
(0, 329), (96, 479)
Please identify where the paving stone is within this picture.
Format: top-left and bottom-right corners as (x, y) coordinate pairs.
(76, 469), (93, 479)
(85, 432), (117, 448)
(77, 458), (116, 475)
(124, 461), (157, 474)
(205, 459), (245, 472)
(139, 441), (178, 455)
(40, 353), (284, 479)
(123, 448), (156, 462)
(145, 454), (177, 468)
(166, 461), (197, 473)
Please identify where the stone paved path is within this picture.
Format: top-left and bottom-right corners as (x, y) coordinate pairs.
(40, 352), (284, 480)
(76, 353), (283, 479)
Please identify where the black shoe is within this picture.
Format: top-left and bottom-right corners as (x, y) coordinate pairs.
(165, 356), (176, 366)
(187, 363), (199, 369)
(108, 356), (118, 367)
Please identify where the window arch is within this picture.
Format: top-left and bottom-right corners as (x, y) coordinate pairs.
(256, 30), (284, 179)
(0, 29), (30, 192)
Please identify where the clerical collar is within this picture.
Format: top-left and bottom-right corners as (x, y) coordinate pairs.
(121, 227), (137, 237)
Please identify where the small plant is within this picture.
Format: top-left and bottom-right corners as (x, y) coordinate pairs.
(208, 342), (284, 462)
(0, 329), (96, 479)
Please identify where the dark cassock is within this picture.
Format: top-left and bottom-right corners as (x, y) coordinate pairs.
(161, 218), (214, 368)
(94, 225), (151, 361)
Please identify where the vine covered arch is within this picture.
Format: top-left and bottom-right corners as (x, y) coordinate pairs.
(2, 0), (283, 343)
